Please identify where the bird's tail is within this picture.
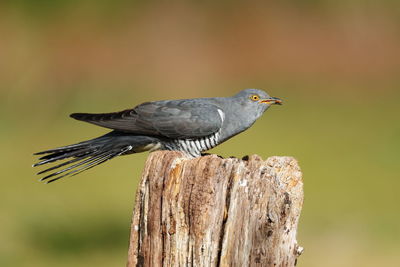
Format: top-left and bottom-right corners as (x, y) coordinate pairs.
(33, 131), (158, 183)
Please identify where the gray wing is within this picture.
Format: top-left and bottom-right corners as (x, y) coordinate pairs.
(70, 100), (223, 139)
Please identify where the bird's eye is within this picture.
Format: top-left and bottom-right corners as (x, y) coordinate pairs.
(250, 95), (260, 101)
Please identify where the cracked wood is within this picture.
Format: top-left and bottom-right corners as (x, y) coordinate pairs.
(127, 151), (304, 267)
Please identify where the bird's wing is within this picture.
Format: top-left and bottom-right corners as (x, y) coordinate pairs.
(70, 100), (224, 139)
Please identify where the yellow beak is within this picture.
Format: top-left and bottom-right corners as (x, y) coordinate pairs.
(260, 97), (283, 105)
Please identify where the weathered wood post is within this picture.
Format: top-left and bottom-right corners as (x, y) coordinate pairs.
(127, 151), (303, 267)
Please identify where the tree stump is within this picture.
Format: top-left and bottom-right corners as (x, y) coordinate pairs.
(127, 151), (304, 267)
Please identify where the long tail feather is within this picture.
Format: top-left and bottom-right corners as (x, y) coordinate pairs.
(33, 149), (92, 167)
(36, 157), (84, 175)
(33, 142), (89, 155)
(39, 151), (108, 181)
(33, 132), (157, 183)
(43, 152), (116, 183)
(45, 146), (133, 183)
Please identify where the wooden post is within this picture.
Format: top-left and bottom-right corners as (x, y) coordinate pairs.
(127, 151), (304, 267)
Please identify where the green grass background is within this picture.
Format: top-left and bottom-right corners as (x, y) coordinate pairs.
(1, 1), (399, 266)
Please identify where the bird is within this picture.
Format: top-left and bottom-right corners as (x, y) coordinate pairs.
(33, 89), (282, 183)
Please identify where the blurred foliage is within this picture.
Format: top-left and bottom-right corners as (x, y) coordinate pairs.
(2, 0), (400, 20)
(0, 1), (399, 267)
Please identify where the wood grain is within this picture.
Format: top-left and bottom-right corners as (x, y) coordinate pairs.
(127, 151), (303, 267)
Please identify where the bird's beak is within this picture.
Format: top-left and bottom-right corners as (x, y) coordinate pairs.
(260, 97), (283, 105)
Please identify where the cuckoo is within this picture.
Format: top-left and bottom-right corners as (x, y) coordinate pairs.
(33, 89), (282, 183)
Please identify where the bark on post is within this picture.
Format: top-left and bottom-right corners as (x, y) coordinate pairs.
(127, 151), (304, 267)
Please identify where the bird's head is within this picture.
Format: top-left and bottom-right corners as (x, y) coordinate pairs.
(234, 89), (282, 116)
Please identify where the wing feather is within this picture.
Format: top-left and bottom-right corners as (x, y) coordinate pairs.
(70, 100), (223, 139)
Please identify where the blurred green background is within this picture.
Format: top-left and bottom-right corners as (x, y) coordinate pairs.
(1, 1), (399, 266)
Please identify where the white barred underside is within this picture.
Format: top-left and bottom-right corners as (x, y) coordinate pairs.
(163, 131), (221, 157)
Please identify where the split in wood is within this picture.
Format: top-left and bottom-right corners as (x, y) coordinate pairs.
(127, 151), (304, 267)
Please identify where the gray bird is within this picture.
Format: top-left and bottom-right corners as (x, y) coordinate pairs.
(33, 89), (282, 183)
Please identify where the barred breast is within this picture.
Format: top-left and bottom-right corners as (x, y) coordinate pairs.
(163, 131), (221, 157)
